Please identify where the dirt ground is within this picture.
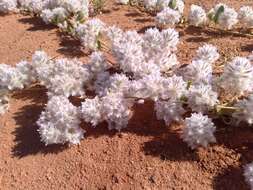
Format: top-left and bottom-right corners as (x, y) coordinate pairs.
(0, 0), (253, 189)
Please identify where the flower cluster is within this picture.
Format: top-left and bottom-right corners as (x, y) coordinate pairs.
(133, 0), (184, 13)
(132, 1), (253, 30)
(0, 0), (91, 40)
(0, 0), (17, 13)
(155, 7), (181, 26)
(182, 113), (216, 149)
(233, 95), (253, 125)
(239, 6), (253, 28)
(37, 95), (84, 145)
(75, 18), (106, 50)
(0, 2), (253, 152)
(188, 5), (207, 27)
(1, 1), (253, 186)
(1, 36), (252, 150)
(219, 57), (253, 95)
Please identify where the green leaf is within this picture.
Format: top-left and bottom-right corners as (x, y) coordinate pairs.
(97, 40), (102, 50)
(207, 12), (215, 21)
(213, 5), (225, 23)
(169, 0), (177, 10)
(186, 81), (192, 89)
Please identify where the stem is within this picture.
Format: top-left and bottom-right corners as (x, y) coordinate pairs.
(215, 105), (238, 115)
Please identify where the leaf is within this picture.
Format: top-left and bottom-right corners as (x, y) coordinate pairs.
(207, 12), (215, 21)
(213, 5), (225, 23)
(97, 39), (102, 50)
(169, 0), (177, 10)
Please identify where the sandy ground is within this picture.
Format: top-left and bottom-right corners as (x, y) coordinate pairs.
(0, 0), (253, 189)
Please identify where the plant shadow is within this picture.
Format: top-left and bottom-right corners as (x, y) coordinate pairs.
(56, 33), (86, 58)
(11, 85), (68, 158)
(18, 16), (56, 31)
(241, 44), (253, 53)
(211, 121), (253, 190)
(184, 26), (251, 39)
(213, 165), (248, 190)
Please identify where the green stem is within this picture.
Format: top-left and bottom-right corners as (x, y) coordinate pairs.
(215, 105), (238, 115)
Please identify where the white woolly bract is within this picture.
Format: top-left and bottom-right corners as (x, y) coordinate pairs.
(218, 6), (238, 30)
(46, 58), (91, 97)
(0, 89), (9, 115)
(233, 95), (253, 125)
(143, 0), (157, 11)
(155, 7), (181, 26)
(104, 25), (124, 45)
(182, 113), (216, 149)
(75, 18), (106, 50)
(31, 51), (91, 97)
(0, 0), (17, 13)
(41, 7), (68, 24)
(238, 6), (253, 28)
(111, 28), (179, 77)
(101, 93), (134, 131)
(129, 72), (163, 101)
(158, 0), (184, 13)
(187, 84), (219, 113)
(219, 57), (253, 95)
(195, 44), (219, 64)
(37, 96), (85, 145)
(19, 0), (45, 14)
(188, 5), (207, 26)
(16, 61), (37, 86)
(81, 96), (103, 126)
(142, 27), (179, 57)
(87, 51), (110, 75)
(0, 64), (26, 90)
(160, 75), (187, 100)
(155, 100), (185, 125)
(182, 59), (213, 85)
(31, 50), (54, 85)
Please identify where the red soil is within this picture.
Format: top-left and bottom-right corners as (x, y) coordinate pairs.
(0, 0), (253, 189)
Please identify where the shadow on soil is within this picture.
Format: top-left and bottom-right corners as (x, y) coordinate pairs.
(213, 165), (248, 190)
(56, 32), (88, 58)
(241, 43), (253, 53)
(11, 85), (68, 158)
(18, 16), (90, 58)
(18, 16), (56, 31)
(211, 121), (253, 190)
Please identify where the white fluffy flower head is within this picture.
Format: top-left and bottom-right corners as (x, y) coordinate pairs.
(238, 6), (253, 28)
(0, 0), (17, 13)
(187, 84), (219, 113)
(37, 96), (85, 145)
(182, 59), (213, 85)
(182, 113), (216, 149)
(232, 95), (253, 125)
(155, 7), (181, 26)
(219, 57), (253, 95)
(195, 44), (219, 64)
(155, 100), (185, 125)
(189, 5), (207, 26)
(218, 6), (238, 29)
